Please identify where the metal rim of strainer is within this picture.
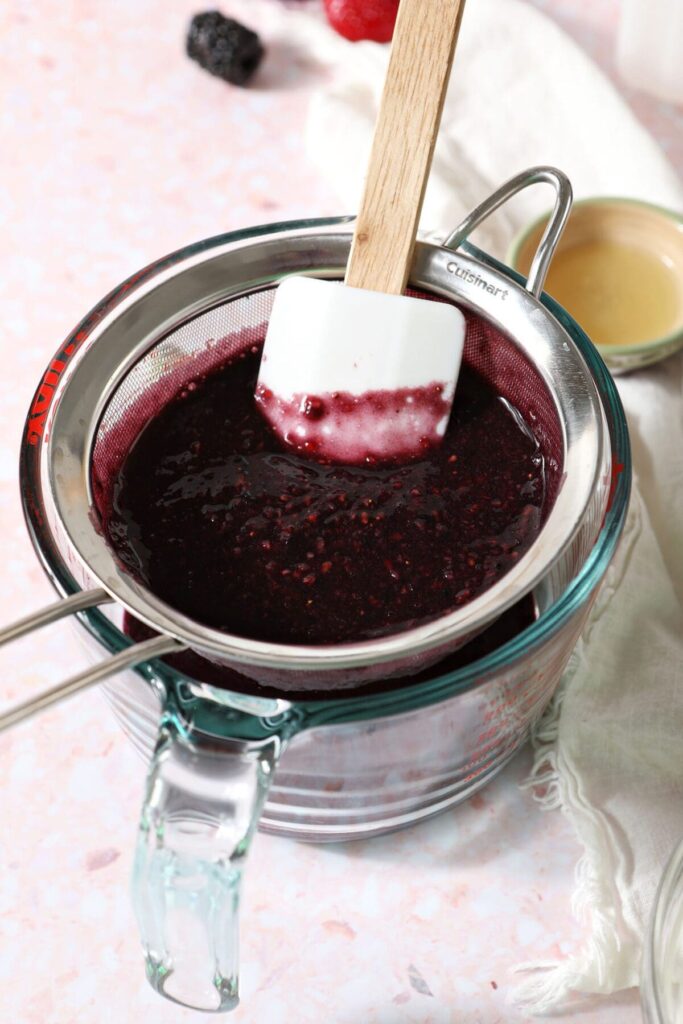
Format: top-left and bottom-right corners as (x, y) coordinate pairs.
(26, 169), (608, 682)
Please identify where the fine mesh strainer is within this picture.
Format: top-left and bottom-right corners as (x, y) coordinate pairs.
(2, 167), (609, 729)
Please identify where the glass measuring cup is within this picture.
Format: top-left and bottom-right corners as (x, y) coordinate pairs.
(16, 170), (630, 1011)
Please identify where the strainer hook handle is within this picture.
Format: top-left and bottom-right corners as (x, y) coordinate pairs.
(442, 166), (573, 298)
(0, 587), (187, 731)
(0, 588), (111, 648)
(0, 620), (183, 733)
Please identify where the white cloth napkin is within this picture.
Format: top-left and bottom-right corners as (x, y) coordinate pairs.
(267, 0), (683, 1011)
(302, 0), (681, 252)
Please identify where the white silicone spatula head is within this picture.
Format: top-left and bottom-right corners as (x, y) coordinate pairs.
(256, 277), (464, 462)
(257, 0), (467, 463)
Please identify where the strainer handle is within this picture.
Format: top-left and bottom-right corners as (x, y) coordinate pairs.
(442, 166), (573, 298)
(0, 587), (189, 731)
(0, 633), (183, 733)
(133, 718), (284, 1013)
(0, 588), (111, 647)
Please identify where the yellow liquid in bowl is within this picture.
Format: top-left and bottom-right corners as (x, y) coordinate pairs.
(542, 240), (681, 348)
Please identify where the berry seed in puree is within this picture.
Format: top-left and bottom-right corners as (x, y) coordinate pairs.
(105, 345), (546, 693)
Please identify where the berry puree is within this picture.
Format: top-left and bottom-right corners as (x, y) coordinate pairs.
(106, 349), (546, 649)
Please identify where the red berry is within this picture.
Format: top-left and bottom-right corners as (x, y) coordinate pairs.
(323, 0), (399, 42)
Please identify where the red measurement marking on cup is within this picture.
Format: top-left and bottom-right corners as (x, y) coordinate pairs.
(25, 255), (183, 449)
(606, 460), (625, 513)
(26, 342), (78, 446)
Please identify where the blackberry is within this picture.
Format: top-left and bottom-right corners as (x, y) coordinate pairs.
(186, 11), (264, 86)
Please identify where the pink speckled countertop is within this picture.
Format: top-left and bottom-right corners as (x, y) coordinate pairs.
(0, 2), (680, 1022)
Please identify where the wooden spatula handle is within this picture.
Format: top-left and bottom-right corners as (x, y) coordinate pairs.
(345, 0), (466, 295)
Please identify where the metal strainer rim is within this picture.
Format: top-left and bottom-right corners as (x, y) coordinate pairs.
(37, 225), (606, 677)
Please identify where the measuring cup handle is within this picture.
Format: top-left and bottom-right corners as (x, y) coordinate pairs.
(132, 716), (285, 1013)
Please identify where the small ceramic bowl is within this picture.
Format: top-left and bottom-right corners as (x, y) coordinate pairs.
(508, 198), (683, 374)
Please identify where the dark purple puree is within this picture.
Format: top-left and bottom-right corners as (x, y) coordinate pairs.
(108, 348), (545, 690)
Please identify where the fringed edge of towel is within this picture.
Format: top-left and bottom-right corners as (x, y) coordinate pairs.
(510, 681), (630, 1013)
(508, 497), (643, 1014)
